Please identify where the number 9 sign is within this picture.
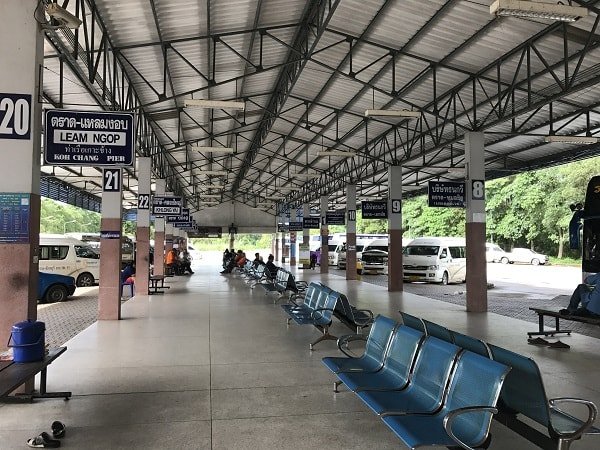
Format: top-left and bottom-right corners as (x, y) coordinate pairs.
(471, 180), (485, 200)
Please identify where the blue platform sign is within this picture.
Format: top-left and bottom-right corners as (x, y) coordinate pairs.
(45, 110), (135, 166)
(428, 181), (465, 208)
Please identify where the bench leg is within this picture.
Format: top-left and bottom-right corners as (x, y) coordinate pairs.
(8, 369), (72, 402)
(333, 380), (343, 393)
(527, 314), (572, 338)
(309, 327), (338, 350)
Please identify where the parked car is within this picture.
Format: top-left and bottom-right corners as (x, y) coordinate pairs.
(38, 271), (76, 303)
(508, 248), (549, 265)
(486, 243), (509, 264)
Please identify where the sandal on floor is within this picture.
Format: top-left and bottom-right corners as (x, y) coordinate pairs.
(528, 337), (550, 346)
(26, 432), (61, 448)
(51, 421), (66, 439)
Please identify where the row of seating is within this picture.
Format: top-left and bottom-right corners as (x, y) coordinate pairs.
(323, 315), (510, 449)
(398, 311), (600, 450)
(323, 312), (600, 450)
(282, 282), (374, 350)
(231, 261), (308, 302)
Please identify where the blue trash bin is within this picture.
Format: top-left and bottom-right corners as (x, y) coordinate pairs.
(8, 320), (45, 363)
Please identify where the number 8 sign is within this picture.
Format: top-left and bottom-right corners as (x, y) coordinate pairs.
(471, 180), (485, 200)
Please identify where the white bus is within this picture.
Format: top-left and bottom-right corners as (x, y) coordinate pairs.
(39, 234), (100, 287)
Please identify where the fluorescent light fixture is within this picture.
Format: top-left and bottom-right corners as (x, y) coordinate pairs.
(46, 3), (82, 28)
(192, 146), (235, 153)
(199, 195), (221, 199)
(365, 109), (421, 118)
(545, 135), (600, 145)
(197, 170), (229, 176)
(203, 183), (224, 188)
(293, 172), (320, 179)
(269, 195), (286, 200)
(316, 150), (356, 157)
(184, 99), (246, 110)
(198, 201), (219, 205)
(490, 0), (587, 22)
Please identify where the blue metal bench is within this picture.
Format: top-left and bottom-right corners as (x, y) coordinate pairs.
(380, 350), (510, 450)
(356, 336), (460, 416)
(489, 343), (600, 450)
(281, 282), (328, 322)
(422, 318), (454, 343)
(285, 289), (341, 350)
(450, 330), (491, 358)
(321, 315), (397, 375)
(332, 325), (423, 393)
(259, 268), (291, 300)
(399, 311), (426, 333)
(333, 293), (374, 333)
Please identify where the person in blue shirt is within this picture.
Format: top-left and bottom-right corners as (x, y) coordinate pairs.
(561, 272), (600, 317)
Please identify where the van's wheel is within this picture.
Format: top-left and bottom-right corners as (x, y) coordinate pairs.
(45, 285), (68, 303)
(441, 271), (449, 285)
(357, 269), (363, 275)
(500, 257), (509, 264)
(76, 273), (95, 287)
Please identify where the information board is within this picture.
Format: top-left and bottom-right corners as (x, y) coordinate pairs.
(0, 193), (30, 243)
(361, 201), (388, 219)
(277, 224), (289, 232)
(303, 217), (320, 229)
(45, 110), (135, 166)
(428, 181), (466, 208)
(152, 196), (182, 216)
(166, 207), (190, 223)
(326, 211), (345, 225)
(100, 230), (121, 239)
(289, 221), (303, 231)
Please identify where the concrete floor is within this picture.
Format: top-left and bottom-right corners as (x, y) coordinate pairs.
(1, 265), (600, 449)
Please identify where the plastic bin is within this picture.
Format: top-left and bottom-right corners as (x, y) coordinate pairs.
(8, 320), (45, 363)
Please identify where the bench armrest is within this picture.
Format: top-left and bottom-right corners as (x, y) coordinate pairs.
(336, 333), (367, 358)
(443, 406), (498, 450)
(353, 308), (374, 326)
(549, 397), (598, 439)
(311, 307), (335, 321)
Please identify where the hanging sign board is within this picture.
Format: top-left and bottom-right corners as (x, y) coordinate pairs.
(152, 196), (182, 216)
(289, 221), (303, 231)
(277, 224), (289, 232)
(45, 110), (134, 166)
(166, 207), (189, 223)
(428, 181), (466, 208)
(303, 217), (320, 229)
(326, 211), (345, 225)
(361, 201), (388, 219)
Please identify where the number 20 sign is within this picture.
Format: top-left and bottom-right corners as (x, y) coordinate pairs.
(0, 93), (31, 140)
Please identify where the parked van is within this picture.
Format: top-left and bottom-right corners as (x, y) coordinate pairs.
(402, 237), (466, 285)
(360, 238), (389, 274)
(336, 234), (388, 273)
(39, 234), (100, 287)
(66, 232), (134, 267)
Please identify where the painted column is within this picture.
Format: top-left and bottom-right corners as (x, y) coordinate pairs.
(164, 191), (174, 258)
(346, 184), (357, 280)
(303, 204), (310, 269)
(465, 132), (487, 312)
(320, 195), (329, 273)
(290, 206), (297, 266)
(388, 166), (403, 291)
(98, 170), (123, 320)
(154, 180), (165, 276)
(135, 157), (151, 295)
(274, 214), (280, 262)
(0, 0), (43, 353)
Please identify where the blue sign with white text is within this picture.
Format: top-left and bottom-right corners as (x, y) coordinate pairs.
(45, 110), (135, 166)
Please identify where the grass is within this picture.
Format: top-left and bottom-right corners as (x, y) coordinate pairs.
(548, 257), (580, 266)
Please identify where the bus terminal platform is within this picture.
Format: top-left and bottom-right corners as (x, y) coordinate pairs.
(1, 263), (599, 449)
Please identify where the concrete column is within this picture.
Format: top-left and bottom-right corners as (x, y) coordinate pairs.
(0, 0), (43, 354)
(274, 214), (280, 262)
(320, 195), (329, 273)
(135, 157), (151, 295)
(154, 180), (165, 276)
(346, 184), (357, 280)
(290, 207), (297, 266)
(465, 132), (487, 312)
(229, 232), (235, 251)
(303, 204), (310, 246)
(164, 192), (174, 258)
(388, 166), (403, 292)
(98, 170), (123, 320)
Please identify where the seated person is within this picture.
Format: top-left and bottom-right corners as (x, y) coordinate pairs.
(265, 254), (279, 279)
(179, 250), (194, 275)
(561, 272), (600, 317)
(252, 252), (262, 268)
(221, 250), (244, 274)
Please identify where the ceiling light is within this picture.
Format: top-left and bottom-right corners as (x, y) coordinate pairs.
(203, 183), (224, 188)
(198, 201), (219, 205)
(316, 150), (356, 157)
(293, 172), (320, 179)
(365, 109), (421, 118)
(197, 170), (229, 176)
(490, 0), (587, 22)
(269, 195), (286, 200)
(199, 195), (221, 199)
(545, 135), (600, 145)
(192, 146), (235, 153)
(184, 99), (245, 110)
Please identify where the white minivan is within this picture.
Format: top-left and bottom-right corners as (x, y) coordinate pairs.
(402, 237), (466, 285)
(39, 234), (100, 287)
